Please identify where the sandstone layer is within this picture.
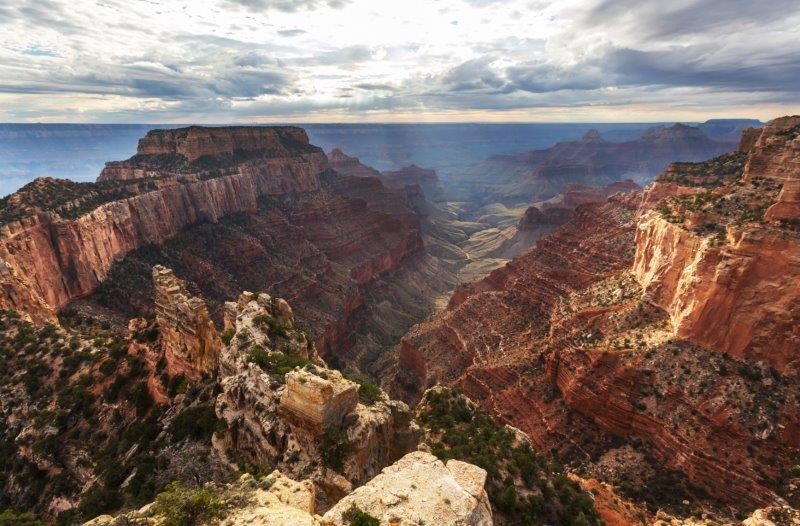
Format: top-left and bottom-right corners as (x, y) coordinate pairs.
(0, 126), (328, 322)
(152, 265), (222, 379)
(395, 121), (800, 515)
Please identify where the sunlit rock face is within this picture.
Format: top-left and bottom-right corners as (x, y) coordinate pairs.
(0, 126), (328, 323)
(152, 265), (221, 380)
(322, 451), (493, 526)
(214, 291), (419, 505)
(393, 118), (800, 513)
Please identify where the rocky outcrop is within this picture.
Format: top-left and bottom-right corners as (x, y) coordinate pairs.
(279, 369), (359, 434)
(215, 291), (419, 497)
(152, 265), (221, 379)
(0, 127), (328, 323)
(329, 149), (446, 202)
(562, 179), (641, 207)
(517, 205), (572, 231)
(99, 126), (317, 179)
(323, 451), (492, 526)
(85, 452), (492, 526)
(633, 214), (800, 371)
(633, 116), (800, 372)
(381, 165), (445, 201)
(327, 148), (381, 179)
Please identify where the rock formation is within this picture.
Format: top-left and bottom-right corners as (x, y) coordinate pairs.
(394, 117), (800, 518)
(152, 265), (222, 379)
(443, 124), (733, 207)
(84, 452), (493, 526)
(634, 116), (800, 371)
(0, 126), (328, 323)
(329, 149), (446, 201)
(327, 148), (382, 179)
(323, 451), (492, 526)
(214, 290), (419, 501)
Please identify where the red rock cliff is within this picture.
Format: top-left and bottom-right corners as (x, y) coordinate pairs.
(0, 126), (328, 322)
(395, 119), (800, 511)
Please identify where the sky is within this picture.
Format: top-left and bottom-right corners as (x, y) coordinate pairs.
(0, 0), (799, 123)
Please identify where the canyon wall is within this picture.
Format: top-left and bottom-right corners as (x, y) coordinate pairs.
(0, 127), (328, 322)
(633, 116), (800, 372)
(153, 265), (222, 379)
(395, 118), (800, 511)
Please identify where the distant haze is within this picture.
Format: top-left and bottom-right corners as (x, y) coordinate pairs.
(0, 119), (758, 197)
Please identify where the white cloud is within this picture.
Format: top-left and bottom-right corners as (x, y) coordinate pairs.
(0, 0), (798, 122)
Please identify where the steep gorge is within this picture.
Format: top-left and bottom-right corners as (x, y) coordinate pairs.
(395, 117), (800, 519)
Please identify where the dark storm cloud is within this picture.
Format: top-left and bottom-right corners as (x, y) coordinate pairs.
(221, 0), (350, 13)
(441, 57), (507, 92)
(606, 47), (800, 93)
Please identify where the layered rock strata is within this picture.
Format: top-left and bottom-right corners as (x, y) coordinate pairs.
(0, 126), (328, 323)
(634, 116), (800, 371)
(215, 291), (419, 500)
(152, 265), (221, 379)
(395, 118), (800, 513)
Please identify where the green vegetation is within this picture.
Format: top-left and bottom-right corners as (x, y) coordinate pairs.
(321, 427), (352, 472)
(418, 388), (601, 526)
(169, 404), (226, 442)
(0, 509), (44, 526)
(657, 151), (746, 188)
(252, 314), (287, 338)
(220, 328), (235, 345)
(341, 504), (380, 526)
(345, 374), (384, 405)
(247, 345), (310, 384)
(153, 482), (223, 526)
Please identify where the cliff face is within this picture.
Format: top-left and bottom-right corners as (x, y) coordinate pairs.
(395, 119), (800, 516)
(0, 128), (463, 386)
(152, 265), (222, 379)
(634, 116), (800, 372)
(99, 126), (317, 179)
(329, 149), (446, 201)
(0, 127), (327, 322)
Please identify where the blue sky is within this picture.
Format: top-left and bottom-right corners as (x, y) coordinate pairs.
(0, 0), (799, 122)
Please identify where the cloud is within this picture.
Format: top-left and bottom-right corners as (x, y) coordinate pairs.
(278, 29), (306, 37)
(583, 0), (800, 38)
(221, 0), (350, 13)
(0, 0), (799, 122)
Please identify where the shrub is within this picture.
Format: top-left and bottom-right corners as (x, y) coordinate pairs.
(77, 484), (122, 521)
(0, 509), (44, 526)
(341, 504), (379, 526)
(153, 482), (223, 526)
(346, 374), (384, 405)
(321, 427), (352, 472)
(252, 314), (287, 338)
(220, 328), (235, 345)
(247, 347), (310, 383)
(169, 404), (226, 442)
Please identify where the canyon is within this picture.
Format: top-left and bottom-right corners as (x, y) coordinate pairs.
(443, 124), (736, 208)
(397, 117), (800, 520)
(1, 119), (797, 525)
